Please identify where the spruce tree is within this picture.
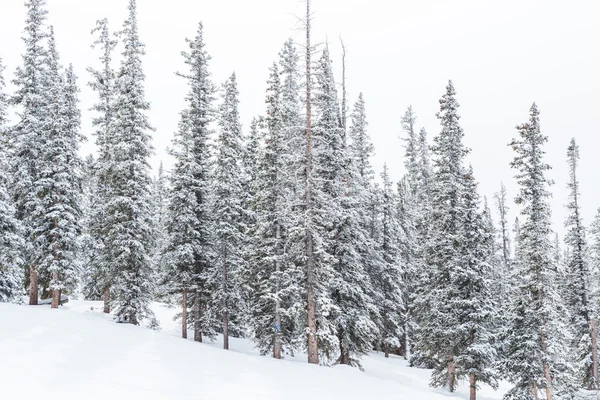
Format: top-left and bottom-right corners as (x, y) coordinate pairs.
(414, 81), (470, 391)
(454, 167), (499, 400)
(246, 64), (300, 359)
(494, 182), (512, 270)
(10, 0), (51, 305)
(36, 44), (84, 308)
(150, 162), (169, 300)
(209, 73), (245, 349)
(0, 58), (24, 303)
(503, 104), (575, 400)
(86, 17), (117, 313)
(105, 0), (156, 326)
(563, 138), (597, 388)
(165, 21), (216, 341)
(378, 164), (404, 358)
(330, 92), (379, 367)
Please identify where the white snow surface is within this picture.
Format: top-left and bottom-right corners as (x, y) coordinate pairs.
(0, 300), (512, 400)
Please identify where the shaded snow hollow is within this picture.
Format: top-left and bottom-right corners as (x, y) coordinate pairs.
(0, 300), (510, 400)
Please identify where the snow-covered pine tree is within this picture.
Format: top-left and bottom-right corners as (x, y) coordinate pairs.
(150, 162), (170, 300)
(0, 58), (24, 303)
(165, 21), (216, 341)
(278, 38), (304, 192)
(503, 104), (575, 400)
(413, 80), (470, 391)
(378, 164), (404, 358)
(563, 138), (597, 388)
(246, 63), (301, 359)
(35, 46), (84, 308)
(454, 167), (499, 400)
(104, 0), (156, 326)
(329, 91), (379, 367)
(494, 182), (511, 270)
(399, 106), (428, 361)
(209, 73), (245, 350)
(396, 176), (419, 361)
(296, 46), (342, 363)
(79, 154), (104, 300)
(10, 0), (51, 305)
(346, 92), (386, 355)
(86, 17), (117, 313)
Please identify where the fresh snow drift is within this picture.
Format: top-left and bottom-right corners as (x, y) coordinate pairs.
(0, 301), (510, 400)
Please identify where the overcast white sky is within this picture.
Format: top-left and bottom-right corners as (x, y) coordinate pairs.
(1, 0), (598, 238)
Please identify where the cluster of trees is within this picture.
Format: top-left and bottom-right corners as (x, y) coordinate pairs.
(0, 1), (599, 399)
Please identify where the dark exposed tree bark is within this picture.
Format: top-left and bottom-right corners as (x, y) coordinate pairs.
(182, 289), (188, 339)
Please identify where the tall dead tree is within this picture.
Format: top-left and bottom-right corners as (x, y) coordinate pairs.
(304, 0), (319, 365)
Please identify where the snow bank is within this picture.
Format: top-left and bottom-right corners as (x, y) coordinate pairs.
(0, 301), (506, 399)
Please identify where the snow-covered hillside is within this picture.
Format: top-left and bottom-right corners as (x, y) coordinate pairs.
(0, 301), (511, 400)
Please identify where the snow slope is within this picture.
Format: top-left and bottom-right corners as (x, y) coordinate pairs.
(0, 300), (509, 400)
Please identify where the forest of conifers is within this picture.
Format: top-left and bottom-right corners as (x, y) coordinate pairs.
(0, 1), (595, 400)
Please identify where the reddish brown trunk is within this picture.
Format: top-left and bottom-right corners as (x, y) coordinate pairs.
(194, 294), (202, 343)
(51, 271), (59, 309)
(223, 311), (229, 350)
(103, 287), (110, 314)
(182, 290), (188, 339)
(469, 372), (476, 400)
(28, 265), (38, 305)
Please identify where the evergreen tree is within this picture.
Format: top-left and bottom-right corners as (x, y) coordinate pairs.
(209, 73), (245, 349)
(10, 0), (51, 305)
(246, 64), (301, 358)
(346, 92), (385, 358)
(414, 81), (470, 391)
(0, 58), (24, 303)
(86, 17), (117, 313)
(330, 93), (379, 367)
(563, 138), (597, 388)
(454, 167), (499, 400)
(150, 162), (169, 300)
(494, 182), (512, 270)
(378, 164), (404, 358)
(503, 104), (575, 400)
(35, 44), (84, 308)
(105, 0), (156, 326)
(165, 21), (216, 341)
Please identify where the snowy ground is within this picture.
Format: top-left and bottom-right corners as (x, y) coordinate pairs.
(0, 300), (539, 399)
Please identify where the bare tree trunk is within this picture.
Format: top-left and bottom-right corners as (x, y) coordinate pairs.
(543, 362), (553, 400)
(51, 271), (59, 309)
(182, 289), (188, 339)
(340, 36), (347, 138)
(592, 318), (599, 389)
(384, 344), (389, 359)
(29, 265), (38, 305)
(304, 0), (318, 366)
(194, 293), (202, 343)
(103, 287), (110, 314)
(447, 359), (456, 392)
(469, 372), (477, 400)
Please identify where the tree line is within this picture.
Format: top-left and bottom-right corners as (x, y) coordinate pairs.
(0, 1), (597, 399)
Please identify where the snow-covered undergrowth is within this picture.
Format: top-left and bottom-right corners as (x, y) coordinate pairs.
(1, 301), (511, 399)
